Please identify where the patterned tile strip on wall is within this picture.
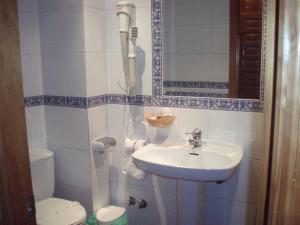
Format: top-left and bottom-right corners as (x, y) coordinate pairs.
(23, 0), (266, 113)
(24, 95), (263, 112)
(164, 91), (229, 98)
(163, 81), (229, 89)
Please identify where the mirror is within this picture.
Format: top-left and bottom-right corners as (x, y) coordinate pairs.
(162, 0), (263, 99)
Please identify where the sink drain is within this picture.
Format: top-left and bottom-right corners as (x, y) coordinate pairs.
(189, 153), (199, 156)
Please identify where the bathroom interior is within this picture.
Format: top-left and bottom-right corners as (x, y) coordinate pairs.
(1, 0), (300, 225)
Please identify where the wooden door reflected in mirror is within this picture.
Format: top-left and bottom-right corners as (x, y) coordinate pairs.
(229, 0), (262, 99)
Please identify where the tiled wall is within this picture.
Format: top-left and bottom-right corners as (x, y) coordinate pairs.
(19, 0), (93, 213)
(105, 0), (153, 96)
(163, 0), (229, 95)
(19, 0), (264, 224)
(105, 105), (263, 225)
(18, 0), (47, 149)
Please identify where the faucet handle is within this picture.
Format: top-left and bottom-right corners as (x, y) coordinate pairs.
(186, 129), (202, 139)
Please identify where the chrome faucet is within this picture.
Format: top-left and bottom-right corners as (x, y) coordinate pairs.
(186, 128), (202, 147)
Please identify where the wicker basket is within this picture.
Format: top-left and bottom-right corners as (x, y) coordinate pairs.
(144, 112), (176, 128)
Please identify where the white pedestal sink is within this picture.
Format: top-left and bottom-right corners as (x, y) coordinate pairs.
(132, 140), (243, 225)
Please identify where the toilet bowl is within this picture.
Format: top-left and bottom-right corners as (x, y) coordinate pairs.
(29, 149), (86, 225)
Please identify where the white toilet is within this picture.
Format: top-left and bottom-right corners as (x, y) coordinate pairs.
(29, 148), (87, 225)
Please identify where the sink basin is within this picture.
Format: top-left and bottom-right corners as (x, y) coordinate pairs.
(132, 140), (243, 182)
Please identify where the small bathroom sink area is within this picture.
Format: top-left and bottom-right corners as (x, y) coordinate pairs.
(133, 140), (243, 182)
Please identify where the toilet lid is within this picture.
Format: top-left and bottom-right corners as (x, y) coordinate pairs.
(36, 198), (86, 225)
(96, 205), (125, 224)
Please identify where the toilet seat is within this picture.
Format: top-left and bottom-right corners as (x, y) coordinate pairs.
(36, 198), (86, 225)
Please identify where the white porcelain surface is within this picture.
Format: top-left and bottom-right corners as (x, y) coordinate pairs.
(25, 107), (47, 148)
(29, 149), (55, 202)
(133, 140), (243, 182)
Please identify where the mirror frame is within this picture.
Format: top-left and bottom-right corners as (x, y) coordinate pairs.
(151, 0), (267, 112)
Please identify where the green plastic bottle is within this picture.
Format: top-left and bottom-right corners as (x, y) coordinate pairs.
(86, 213), (98, 225)
(112, 213), (128, 225)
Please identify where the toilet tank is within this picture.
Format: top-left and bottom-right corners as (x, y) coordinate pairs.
(29, 149), (55, 202)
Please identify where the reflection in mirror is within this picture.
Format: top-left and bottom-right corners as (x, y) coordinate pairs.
(162, 0), (262, 99)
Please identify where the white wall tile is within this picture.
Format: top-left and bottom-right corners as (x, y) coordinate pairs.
(39, 0), (82, 13)
(176, 55), (196, 81)
(164, 54), (177, 80)
(176, 26), (196, 54)
(18, 12), (41, 54)
(170, 108), (209, 139)
(194, 26), (211, 54)
(136, 6), (152, 52)
(105, 0), (151, 10)
(232, 201), (257, 225)
(88, 106), (108, 140)
(40, 8), (85, 54)
(49, 144), (92, 190)
(238, 112), (264, 160)
(106, 10), (121, 53)
(107, 53), (126, 94)
(211, 0), (229, 13)
(134, 51), (153, 96)
(211, 12), (229, 25)
(206, 159), (260, 203)
(175, 0), (194, 25)
(163, 0), (176, 26)
(194, 11), (211, 25)
(25, 106), (47, 148)
(110, 180), (128, 207)
(208, 110), (239, 143)
(83, 0), (106, 10)
(164, 27), (177, 54)
(204, 197), (235, 225)
(109, 145), (128, 184)
(84, 7), (106, 53)
(90, 151), (110, 211)
(45, 106), (90, 151)
(193, 0), (210, 13)
(86, 53), (107, 96)
(42, 53), (86, 96)
(194, 55), (211, 81)
(210, 54), (229, 82)
(18, 0), (39, 13)
(211, 25), (229, 53)
(21, 54), (43, 97)
(205, 197), (256, 225)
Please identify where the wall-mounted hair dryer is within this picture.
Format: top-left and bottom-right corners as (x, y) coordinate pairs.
(117, 1), (138, 93)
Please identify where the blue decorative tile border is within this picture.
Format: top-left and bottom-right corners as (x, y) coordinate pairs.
(163, 81), (229, 89)
(151, 0), (267, 112)
(24, 94), (262, 112)
(24, 0), (267, 112)
(165, 91), (229, 98)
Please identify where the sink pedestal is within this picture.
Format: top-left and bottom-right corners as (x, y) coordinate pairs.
(177, 180), (206, 225)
